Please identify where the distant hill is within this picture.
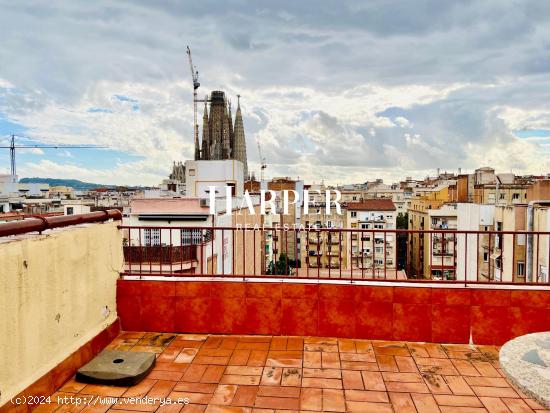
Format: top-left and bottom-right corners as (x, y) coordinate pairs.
(20, 177), (115, 190)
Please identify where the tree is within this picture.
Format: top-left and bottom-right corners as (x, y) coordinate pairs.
(266, 253), (300, 275)
(396, 212), (408, 229)
(396, 212), (408, 270)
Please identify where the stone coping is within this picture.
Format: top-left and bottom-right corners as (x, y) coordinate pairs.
(500, 331), (550, 408)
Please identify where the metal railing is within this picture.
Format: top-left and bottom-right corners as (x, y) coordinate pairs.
(118, 225), (550, 285)
(0, 210), (122, 237)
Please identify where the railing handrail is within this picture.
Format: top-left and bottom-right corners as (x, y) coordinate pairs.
(120, 224), (550, 284)
(118, 224), (550, 235)
(0, 209), (122, 237)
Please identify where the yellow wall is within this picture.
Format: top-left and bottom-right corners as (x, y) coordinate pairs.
(0, 222), (123, 406)
(232, 204), (263, 274)
(419, 186), (450, 202)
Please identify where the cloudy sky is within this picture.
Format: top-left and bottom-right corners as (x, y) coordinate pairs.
(1, 1), (550, 186)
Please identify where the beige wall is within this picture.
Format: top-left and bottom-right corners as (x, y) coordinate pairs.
(232, 204), (263, 275)
(0, 222), (123, 406)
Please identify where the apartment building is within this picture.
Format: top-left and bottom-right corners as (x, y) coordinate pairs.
(300, 198), (347, 272)
(346, 199), (397, 276)
(407, 183), (458, 279)
(426, 204), (458, 280)
(339, 188), (365, 203)
(486, 182), (550, 283)
(365, 183), (408, 214)
(456, 203), (495, 281)
(450, 167), (534, 205)
(268, 177), (304, 262)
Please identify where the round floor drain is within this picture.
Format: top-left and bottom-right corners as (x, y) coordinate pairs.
(113, 358), (124, 364)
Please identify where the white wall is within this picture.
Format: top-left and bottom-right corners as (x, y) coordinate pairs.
(185, 160), (244, 198)
(456, 203), (495, 281)
(0, 222), (122, 406)
(64, 204), (91, 215)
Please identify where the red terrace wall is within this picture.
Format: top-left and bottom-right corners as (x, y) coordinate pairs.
(116, 280), (550, 346)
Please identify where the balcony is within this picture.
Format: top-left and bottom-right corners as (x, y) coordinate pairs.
(308, 250), (322, 256)
(352, 250), (371, 257)
(432, 249), (454, 257)
(2, 212), (550, 412)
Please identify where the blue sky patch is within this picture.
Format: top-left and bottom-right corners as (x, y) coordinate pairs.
(514, 129), (550, 138)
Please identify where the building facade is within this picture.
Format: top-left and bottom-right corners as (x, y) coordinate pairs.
(346, 199), (397, 277)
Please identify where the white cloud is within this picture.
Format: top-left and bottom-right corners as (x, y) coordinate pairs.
(18, 147), (44, 155)
(0, 78), (14, 89)
(394, 116), (412, 128)
(1, 1), (550, 185)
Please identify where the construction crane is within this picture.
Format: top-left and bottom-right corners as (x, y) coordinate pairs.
(1, 134), (104, 176)
(257, 139), (267, 181)
(186, 46), (201, 160)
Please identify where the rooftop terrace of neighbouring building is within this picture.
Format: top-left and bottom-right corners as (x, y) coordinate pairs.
(1, 210), (550, 412)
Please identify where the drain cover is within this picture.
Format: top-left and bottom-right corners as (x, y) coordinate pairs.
(76, 350), (155, 386)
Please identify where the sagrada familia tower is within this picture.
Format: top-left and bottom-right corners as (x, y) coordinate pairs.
(196, 90), (248, 179)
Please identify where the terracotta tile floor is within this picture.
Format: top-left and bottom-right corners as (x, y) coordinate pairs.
(36, 332), (550, 413)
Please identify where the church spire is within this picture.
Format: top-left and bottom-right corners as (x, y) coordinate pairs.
(201, 99), (209, 160)
(228, 99), (234, 155)
(233, 94), (248, 179)
(222, 97), (231, 159)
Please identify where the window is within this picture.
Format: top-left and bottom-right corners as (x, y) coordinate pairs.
(66, 207), (74, 215)
(351, 211), (357, 218)
(374, 224), (383, 229)
(513, 193), (520, 200)
(361, 223), (370, 229)
(499, 193), (505, 200)
(483, 252), (488, 262)
(352, 196), (357, 201)
(189, 169), (195, 176)
(181, 229), (202, 245)
(144, 228), (161, 246)
(517, 261), (525, 277)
